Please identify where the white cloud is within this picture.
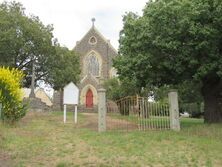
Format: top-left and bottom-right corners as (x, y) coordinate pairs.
(1, 0), (148, 49)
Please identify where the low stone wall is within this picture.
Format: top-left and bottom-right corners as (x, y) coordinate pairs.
(78, 105), (98, 112)
(23, 97), (51, 112)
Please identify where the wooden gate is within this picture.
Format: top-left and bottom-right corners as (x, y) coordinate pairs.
(106, 96), (170, 131)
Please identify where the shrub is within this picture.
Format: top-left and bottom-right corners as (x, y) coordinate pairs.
(0, 67), (26, 123)
(103, 78), (140, 100)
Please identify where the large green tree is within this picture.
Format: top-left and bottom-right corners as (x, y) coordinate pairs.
(0, 1), (56, 86)
(114, 0), (222, 123)
(0, 1), (80, 88)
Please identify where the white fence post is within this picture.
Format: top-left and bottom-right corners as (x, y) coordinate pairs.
(168, 90), (180, 131)
(98, 88), (106, 132)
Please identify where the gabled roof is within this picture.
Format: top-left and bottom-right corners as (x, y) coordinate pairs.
(73, 25), (118, 55)
(64, 82), (79, 91)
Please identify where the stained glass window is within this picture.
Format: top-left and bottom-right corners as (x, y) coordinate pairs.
(87, 53), (100, 76)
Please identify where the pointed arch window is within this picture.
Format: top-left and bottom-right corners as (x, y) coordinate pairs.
(87, 52), (100, 76)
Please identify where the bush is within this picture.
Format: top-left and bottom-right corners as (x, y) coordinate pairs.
(103, 78), (139, 100)
(0, 67), (26, 123)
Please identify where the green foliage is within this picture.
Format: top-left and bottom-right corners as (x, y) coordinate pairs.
(116, 0), (222, 86)
(115, 0), (222, 122)
(152, 81), (203, 103)
(103, 78), (121, 100)
(0, 1), (56, 87)
(49, 46), (80, 90)
(0, 1), (80, 89)
(177, 81), (203, 103)
(103, 78), (140, 100)
(0, 67), (26, 123)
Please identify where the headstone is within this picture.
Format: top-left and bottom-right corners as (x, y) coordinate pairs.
(52, 90), (63, 111)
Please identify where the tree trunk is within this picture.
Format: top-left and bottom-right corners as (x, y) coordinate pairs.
(202, 75), (222, 123)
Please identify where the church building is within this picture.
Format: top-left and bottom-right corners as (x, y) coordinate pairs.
(74, 19), (118, 111)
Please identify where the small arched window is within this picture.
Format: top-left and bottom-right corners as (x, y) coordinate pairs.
(87, 52), (100, 76)
(89, 36), (97, 45)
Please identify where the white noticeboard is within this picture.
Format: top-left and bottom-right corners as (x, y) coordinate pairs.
(63, 82), (79, 105)
(63, 82), (79, 124)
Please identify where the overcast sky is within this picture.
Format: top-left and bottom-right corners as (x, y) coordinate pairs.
(2, 0), (148, 50)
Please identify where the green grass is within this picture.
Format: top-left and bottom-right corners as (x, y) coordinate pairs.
(108, 113), (171, 129)
(0, 111), (222, 167)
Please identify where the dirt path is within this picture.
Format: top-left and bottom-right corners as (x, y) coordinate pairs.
(79, 113), (138, 131)
(0, 151), (13, 167)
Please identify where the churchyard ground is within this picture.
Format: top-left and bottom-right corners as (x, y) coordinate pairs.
(0, 111), (222, 167)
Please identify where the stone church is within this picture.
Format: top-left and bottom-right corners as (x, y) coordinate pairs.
(73, 19), (118, 111)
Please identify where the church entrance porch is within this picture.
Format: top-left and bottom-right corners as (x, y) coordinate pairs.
(86, 89), (93, 108)
(79, 84), (98, 112)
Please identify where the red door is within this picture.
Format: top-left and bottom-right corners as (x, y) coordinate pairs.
(86, 89), (93, 108)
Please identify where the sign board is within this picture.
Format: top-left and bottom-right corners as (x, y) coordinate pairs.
(63, 82), (79, 105)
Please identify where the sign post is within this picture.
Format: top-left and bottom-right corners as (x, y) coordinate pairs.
(74, 105), (77, 123)
(63, 82), (79, 124)
(64, 104), (66, 123)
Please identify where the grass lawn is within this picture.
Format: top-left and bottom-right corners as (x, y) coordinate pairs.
(0, 111), (222, 167)
(107, 113), (171, 129)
